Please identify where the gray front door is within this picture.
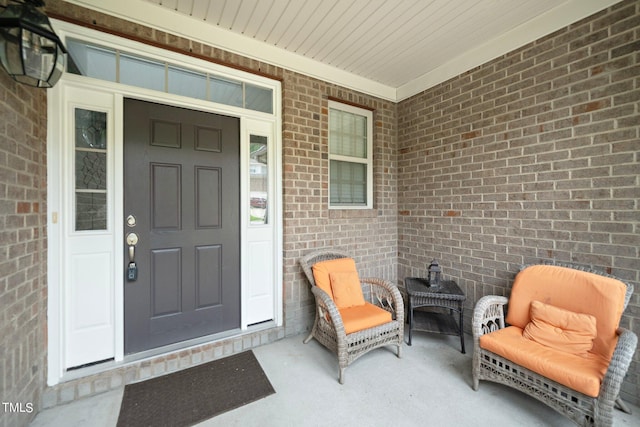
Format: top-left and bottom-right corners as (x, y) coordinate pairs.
(123, 99), (240, 354)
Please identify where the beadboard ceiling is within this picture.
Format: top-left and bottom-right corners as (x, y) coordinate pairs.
(64, 0), (621, 101)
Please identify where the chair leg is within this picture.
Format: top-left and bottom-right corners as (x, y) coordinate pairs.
(303, 332), (314, 344)
(396, 343), (402, 358)
(339, 367), (345, 384)
(615, 397), (632, 414)
(472, 364), (481, 391)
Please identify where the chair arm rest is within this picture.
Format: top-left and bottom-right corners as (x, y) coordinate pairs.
(310, 286), (346, 336)
(361, 277), (404, 322)
(472, 295), (508, 339)
(599, 327), (638, 405)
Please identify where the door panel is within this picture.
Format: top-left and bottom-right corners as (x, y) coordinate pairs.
(124, 98), (240, 354)
(151, 248), (182, 316)
(195, 167), (221, 228)
(151, 163), (181, 229)
(196, 245), (222, 307)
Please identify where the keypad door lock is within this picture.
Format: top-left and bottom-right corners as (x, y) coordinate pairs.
(127, 262), (138, 281)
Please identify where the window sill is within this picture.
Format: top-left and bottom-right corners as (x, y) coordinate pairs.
(328, 209), (378, 219)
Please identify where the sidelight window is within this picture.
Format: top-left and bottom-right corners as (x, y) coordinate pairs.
(249, 134), (269, 225)
(74, 108), (108, 231)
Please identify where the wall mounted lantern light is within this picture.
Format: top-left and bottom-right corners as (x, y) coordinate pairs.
(0, 0), (66, 88)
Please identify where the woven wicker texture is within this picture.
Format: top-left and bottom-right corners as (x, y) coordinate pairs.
(299, 250), (404, 384)
(472, 264), (637, 427)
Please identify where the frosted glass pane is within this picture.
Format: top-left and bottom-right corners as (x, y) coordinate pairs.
(76, 192), (107, 231)
(329, 108), (367, 158)
(120, 54), (165, 92)
(246, 84), (273, 113)
(66, 39), (116, 82)
(211, 77), (242, 107)
(168, 67), (206, 100)
(330, 160), (367, 206)
(75, 109), (107, 149)
(75, 151), (107, 190)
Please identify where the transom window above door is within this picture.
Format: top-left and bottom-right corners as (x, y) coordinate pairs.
(328, 100), (373, 209)
(65, 38), (274, 114)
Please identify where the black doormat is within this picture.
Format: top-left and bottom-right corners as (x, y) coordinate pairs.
(116, 350), (275, 427)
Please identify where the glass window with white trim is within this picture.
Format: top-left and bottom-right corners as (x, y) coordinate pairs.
(328, 101), (373, 209)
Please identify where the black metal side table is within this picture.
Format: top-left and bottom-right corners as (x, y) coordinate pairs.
(404, 277), (466, 353)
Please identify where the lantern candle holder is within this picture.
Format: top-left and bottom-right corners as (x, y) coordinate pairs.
(427, 259), (441, 287)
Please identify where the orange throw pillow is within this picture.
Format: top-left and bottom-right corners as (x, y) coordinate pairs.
(330, 271), (365, 308)
(312, 257), (358, 302)
(523, 300), (597, 356)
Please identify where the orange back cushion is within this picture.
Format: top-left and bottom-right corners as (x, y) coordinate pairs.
(506, 265), (626, 359)
(312, 257), (358, 302)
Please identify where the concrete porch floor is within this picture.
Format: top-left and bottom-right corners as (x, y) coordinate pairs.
(31, 332), (640, 427)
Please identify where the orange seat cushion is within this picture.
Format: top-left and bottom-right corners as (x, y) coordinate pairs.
(312, 258), (358, 301)
(480, 326), (609, 397)
(329, 271), (365, 308)
(505, 265), (626, 360)
(523, 301), (597, 356)
(339, 303), (393, 334)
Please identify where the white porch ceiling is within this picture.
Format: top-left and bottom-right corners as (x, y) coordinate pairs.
(64, 0), (621, 101)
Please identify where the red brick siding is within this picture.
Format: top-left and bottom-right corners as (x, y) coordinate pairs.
(0, 67), (48, 427)
(398, 0), (640, 403)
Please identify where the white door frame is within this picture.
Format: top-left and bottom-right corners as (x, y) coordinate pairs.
(47, 21), (283, 385)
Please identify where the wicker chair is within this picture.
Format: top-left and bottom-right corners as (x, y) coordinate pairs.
(299, 250), (404, 384)
(472, 264), (637, 427)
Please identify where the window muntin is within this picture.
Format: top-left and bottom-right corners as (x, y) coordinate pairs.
(328, 101), (373, 209)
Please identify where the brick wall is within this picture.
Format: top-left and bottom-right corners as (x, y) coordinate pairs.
(398, 0), (639, 404)
(281, 72), (398, 334)
(0, 58), (49, 427)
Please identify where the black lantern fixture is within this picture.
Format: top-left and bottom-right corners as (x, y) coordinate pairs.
(428, 258), (441, 287)
(0, 0), (66, 88)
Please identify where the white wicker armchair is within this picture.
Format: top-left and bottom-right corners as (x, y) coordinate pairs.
(472, 264), (637, 427)
(299, 250), (404, 384)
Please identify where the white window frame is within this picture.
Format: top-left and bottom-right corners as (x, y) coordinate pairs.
(328, 100), (373, 209)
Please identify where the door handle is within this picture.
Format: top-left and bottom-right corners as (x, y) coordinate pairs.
(126, 233), (139, 281)
(126, 232), (138, 262)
